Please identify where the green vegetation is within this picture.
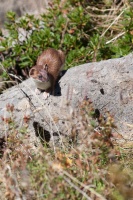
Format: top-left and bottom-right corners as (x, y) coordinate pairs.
(0, 0), (133, 79)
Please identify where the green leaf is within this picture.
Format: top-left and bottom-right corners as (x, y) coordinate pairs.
(6, 11), (16, 21)
(0, 46), (6, 52)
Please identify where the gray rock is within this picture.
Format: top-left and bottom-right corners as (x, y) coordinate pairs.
(0, 54), (132, 144)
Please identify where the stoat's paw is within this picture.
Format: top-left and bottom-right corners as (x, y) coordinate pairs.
(43, 91), (50, 99)
(35, 88), (41, 95)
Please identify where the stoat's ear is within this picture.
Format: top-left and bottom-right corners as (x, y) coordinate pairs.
(44, 64), (48, 71)
(29, 67), (36, 77)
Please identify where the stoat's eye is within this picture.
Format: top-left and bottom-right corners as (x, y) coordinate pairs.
(38, 75), (42, 79)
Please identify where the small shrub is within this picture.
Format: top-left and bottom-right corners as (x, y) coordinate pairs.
(0, 99), (132, 200)
(0, 0), (133, 81)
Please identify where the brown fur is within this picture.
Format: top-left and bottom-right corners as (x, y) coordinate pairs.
(29, 48), (65, 94)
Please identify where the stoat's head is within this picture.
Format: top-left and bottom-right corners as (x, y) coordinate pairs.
(29, 64), (49, 82)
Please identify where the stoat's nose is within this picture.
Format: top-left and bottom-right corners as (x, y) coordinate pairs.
(38, 75), (43, 79)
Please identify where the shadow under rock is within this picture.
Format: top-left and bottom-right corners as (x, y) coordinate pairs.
(54, 70), (67, 96)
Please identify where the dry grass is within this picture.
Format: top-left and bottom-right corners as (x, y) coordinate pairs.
(0, 97), (132, 200)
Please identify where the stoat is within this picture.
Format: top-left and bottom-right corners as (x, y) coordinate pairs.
(29, 48), (65, 98)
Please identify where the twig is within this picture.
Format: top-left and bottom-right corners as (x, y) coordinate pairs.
(101, 9), (125, 37)
(62, 170), (107, 200)
(86, 5), (122, 12)
(60, 18), (69, 48)
(106, 31), (125, 44)
(63, 176), (92, 200)
(52, 162), (107, 199)
(0, 81), (16, 84)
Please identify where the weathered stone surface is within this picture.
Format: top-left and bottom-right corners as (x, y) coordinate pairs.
(0, 54), (132, 142)
(0, 0), (49, 28)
